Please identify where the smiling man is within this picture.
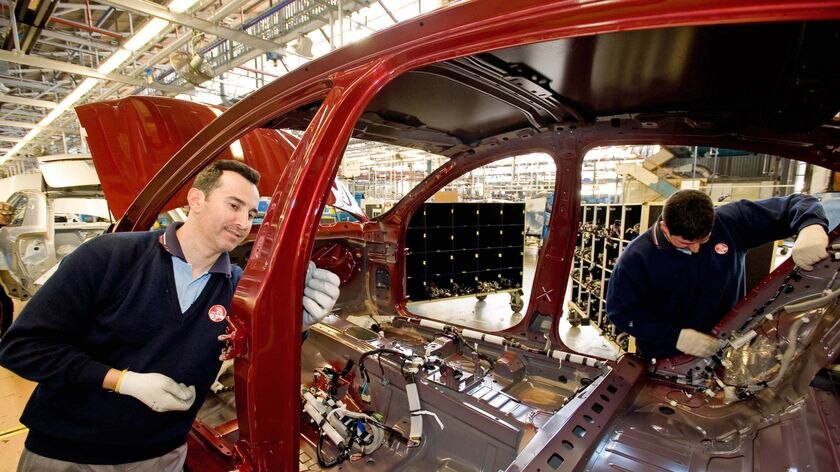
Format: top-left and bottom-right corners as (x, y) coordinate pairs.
(0, 160), (340, 471)
(607, 189), (829, 360)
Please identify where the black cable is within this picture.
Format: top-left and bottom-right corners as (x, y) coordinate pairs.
(358, 348), (413, 383)
(316, 431), (341, 468)
(458, 335), (496, 367)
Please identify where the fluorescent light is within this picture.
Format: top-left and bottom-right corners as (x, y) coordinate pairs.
(97, 48), (132, 74)
(77, 77), (99, 95)
(0, 77), (100, 163)
(60, 78), (99, 107)
(22, 129), (38, 142)
(168, 0), (200, 13)
(40, 109), (64, 127)
(123, 18), (169, 51)
(4, 142), (25, 157)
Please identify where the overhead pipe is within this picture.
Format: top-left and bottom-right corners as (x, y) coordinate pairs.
(154, 0), (296, 83)
(200, 0), (296, 55)
(49, 17), (124, 40)
(95, 7), (116, 28)
(92, 0), (253, 101)
(8, 4), (21, 52)
(237, 66), (279, 78)
(85, 0), (94, 28)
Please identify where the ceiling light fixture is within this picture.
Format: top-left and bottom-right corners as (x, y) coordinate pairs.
(97, 49), (132, 75)
(168, 0), (201, 14)
(123, 18), (169, 51)
(0, 0), (196, 164)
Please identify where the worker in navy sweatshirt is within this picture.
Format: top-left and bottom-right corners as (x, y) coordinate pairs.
(607, 189), (829, 360)
(0, 160), (341, 471)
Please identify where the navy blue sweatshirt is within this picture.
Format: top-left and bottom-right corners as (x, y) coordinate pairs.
(0, 228), (240, 464)
(606, 194), (827, 360)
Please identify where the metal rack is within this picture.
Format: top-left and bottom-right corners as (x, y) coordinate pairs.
(406, 202), (526, 312)
(568, 202), (663, 350)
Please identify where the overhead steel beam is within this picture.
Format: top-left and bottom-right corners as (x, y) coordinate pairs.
(0, 136), (24, 143)
(2, 0), (58, 53)
(0, 93), (57, 108)
(0, 108), (52, 120)
(38, 27), (119, 52)
(97, 0), (283, 53)
(0, 119), (40, 129)
(23, 0), (58, 53)
(0, 50), (187, 93)
(54, 4), (117, 13)
(0, 119), (71, 134)
(93, 0), (265, 100)
(0, 75), (73, 94)
(378, 0), (399, 23)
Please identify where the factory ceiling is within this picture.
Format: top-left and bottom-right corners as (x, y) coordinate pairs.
(0, 0), (428, 176)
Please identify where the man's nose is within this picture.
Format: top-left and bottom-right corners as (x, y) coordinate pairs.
(689, 242), (701, 253)
(235, 210), (250, 227)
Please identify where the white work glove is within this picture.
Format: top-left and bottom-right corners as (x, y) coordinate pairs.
(117, 371), (196, 412)
(676, 329), (722, 358)
(302, 261), (341, 331)
(792, 224), (829, 271)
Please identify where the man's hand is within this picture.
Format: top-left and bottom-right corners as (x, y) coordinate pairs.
(302, 261), (341, 331)
(117, 371), (196, 412)
(676, 329), (721, 357)
(792, 224), (829, 271)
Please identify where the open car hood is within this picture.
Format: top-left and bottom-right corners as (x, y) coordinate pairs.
(75, 96), (366, 222)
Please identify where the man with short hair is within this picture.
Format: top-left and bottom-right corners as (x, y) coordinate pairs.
(607, 189), (829, 360)
(0, 159), (340, 471)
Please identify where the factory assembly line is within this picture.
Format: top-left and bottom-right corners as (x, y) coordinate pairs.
(73, 1), (840, 470)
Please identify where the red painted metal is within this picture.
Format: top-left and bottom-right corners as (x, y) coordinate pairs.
(49, 16), (124, 39)
(377, 132), (583, 349)
(76, 96), (296, 220)
(186, 429), (235, 471)
(236, 66), (280, 78)
(311, 242), (361, 285)
(191, 419), (235, 457)
(0, 4), (122, 39)
(77, 1), (840, 470)
(84, 0), (92, 28)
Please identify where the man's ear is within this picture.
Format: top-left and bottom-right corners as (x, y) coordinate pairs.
(187, 187), (206, 213)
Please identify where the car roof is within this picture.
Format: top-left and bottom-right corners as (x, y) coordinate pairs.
(267, 21), (840, 161)
(78, 3), (840, 232)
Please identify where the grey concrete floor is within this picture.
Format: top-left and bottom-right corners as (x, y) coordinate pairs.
(0, 300), (33, 472)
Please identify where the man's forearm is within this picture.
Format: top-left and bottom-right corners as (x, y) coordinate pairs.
(102, 368), (123, 391)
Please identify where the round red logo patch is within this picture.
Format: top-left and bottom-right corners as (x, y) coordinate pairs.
(714, 243), (729, 255)
(208, 305), (227, 323)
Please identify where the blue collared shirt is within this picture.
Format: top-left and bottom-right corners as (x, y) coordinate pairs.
(159, 222), (232, 313)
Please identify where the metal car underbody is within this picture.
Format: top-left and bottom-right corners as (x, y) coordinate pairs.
(75, 1), (840, 470)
